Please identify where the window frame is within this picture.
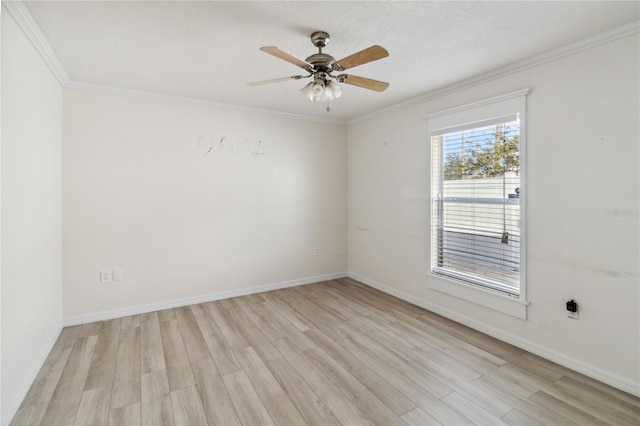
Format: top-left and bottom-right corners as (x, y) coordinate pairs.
(425, 89), (530, 319)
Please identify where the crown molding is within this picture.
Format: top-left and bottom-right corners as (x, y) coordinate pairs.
(5, 0), (636, 127)
(65, 81), (347, 125)
(2, 0), (70, 85)
(348, 20), (640, 125)
(3, 0), (345, 125)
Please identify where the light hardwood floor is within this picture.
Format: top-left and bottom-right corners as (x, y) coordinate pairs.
(12, 278), (640, 425)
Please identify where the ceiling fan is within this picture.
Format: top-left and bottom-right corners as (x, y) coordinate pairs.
(248, 31), (389, 104)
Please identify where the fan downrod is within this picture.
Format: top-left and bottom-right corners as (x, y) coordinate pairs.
(306, 31), (335, 69)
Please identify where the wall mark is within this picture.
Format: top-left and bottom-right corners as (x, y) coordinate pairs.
(197, 136), (266, 158)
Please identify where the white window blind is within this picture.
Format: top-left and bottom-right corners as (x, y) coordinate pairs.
(431, 115), (521, 295)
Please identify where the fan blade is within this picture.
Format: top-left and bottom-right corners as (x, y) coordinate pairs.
(247, 75), (308, 87)
(260, 46), (311, 69)
(338, 74), (389, 92)
(332, 45), (388, 71)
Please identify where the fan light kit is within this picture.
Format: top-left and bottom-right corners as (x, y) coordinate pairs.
(248, 31), (389, 105)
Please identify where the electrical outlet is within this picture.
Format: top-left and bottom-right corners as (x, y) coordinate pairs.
(100, 269), (113, 283)
(566, 299), (578, 319)
(314, 247), (321, 256)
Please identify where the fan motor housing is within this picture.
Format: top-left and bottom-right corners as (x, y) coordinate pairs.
(305, 53), (335, 70)
(250, 30), (389, 94)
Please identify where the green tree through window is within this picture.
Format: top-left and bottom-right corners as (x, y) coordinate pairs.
(443, 124), (519, 180)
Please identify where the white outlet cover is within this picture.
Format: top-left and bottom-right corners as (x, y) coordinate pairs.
(100, 269), (113, 283)
(113, 268), (122, 281)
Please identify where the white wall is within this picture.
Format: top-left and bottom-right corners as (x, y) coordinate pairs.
(2, 7), (637, 422)
(1, 11), (64, 422)
(62, 89), (347, 320)
(348, 34), (640, 394)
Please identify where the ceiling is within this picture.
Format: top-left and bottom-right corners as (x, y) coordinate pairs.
(22, 1), (640, 121)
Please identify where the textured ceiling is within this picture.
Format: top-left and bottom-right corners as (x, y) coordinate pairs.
(23, 1), (640, 121)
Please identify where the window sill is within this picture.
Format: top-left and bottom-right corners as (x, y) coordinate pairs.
(428, 273), (529, 319)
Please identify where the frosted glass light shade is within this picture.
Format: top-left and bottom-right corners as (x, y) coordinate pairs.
(300, 79), (341, 103)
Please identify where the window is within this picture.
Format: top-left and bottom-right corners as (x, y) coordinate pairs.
(426, 90), (529, 318)
(432, 116), (521, 293)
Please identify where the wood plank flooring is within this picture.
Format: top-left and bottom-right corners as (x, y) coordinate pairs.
(11, 278), (640, 425)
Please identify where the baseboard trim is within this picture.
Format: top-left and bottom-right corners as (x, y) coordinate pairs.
(1, 320), (64, 426)
(347, 271), (640, 397)
(63, 271), (348, 326)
